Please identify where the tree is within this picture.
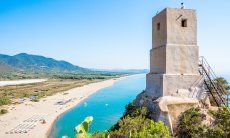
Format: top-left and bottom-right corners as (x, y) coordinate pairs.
(207, 77), (230, 106)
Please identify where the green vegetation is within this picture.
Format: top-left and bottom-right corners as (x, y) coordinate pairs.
(0, 53), (128, 106)
(215, 77), (230, 92)
(176, 107), (206, 137)
(0, 70), (123, 106)
(0, 53), (126, 81)
(64, 103), (171, 138)
(0, 109), (8, 114)
(52, 73), (121, 80)
(109, 103), (170, 138)
(207, 106), (230, 137)
(0, 97), (11, 106)
(0, 79), (104, 105)
(109, 114), (170, 138)
(0, 70), (122, 81)
(208, 77), (230, 106)
(176, 106), (230, 138)
(75, 116), (94, 138)
(0, 53), (86, 73)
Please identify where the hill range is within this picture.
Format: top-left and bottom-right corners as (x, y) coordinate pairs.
(0, 53), (148, 74)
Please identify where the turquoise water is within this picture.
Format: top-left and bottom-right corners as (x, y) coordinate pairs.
(50, 74), (146, 138)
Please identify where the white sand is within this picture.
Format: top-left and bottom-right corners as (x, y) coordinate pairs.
(0, 79), (47, 87)
(0, 77), (125, 138)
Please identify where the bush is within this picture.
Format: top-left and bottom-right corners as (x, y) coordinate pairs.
(110, 105), (171, 138)
(176, 106), (230, 138)
(31, 98), (39, 102)
(109, 116), (170, 138)
(110, 103), (150, 131)
(207, 106), (230, 137)
(123, 103), (150, 118)
(0, 97), (11, 106)
(0, 109), (8, 114)
(92, 132), (109, 138)
(176, 107), (206, 138)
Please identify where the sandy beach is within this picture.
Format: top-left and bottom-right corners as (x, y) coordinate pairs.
(0, 77), (125, 138)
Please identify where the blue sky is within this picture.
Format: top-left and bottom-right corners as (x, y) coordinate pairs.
(0, 0), (230, 75)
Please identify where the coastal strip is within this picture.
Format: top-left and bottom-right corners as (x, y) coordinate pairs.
(0, 76), (127, 138)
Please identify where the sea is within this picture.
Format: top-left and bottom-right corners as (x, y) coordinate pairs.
(50, 74), (146, 138)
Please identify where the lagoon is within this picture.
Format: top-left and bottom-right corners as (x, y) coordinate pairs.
(50, 74), (146, 138)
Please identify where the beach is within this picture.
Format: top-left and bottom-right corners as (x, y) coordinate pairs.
(0, 77), (125, 138)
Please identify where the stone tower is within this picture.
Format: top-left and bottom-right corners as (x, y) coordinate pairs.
(146, 8), (204, 100)
(134, 7), (206, 133)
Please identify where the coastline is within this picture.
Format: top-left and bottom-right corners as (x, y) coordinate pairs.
(47, 91), (99, 138)
(0, 76), (128, 138)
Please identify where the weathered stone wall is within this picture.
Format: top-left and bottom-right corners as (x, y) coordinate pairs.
(152, 9), (167, 48)
(163, 74), (204, 98)
(146, 73), (204, 100)
(146, 73), (163, 98)
(150, 46), (166, 74)
(166, 45), (199, 74)
(166, 8), (197, 45)
(153, 8), (197, 48)
(150, 44), (199, 75)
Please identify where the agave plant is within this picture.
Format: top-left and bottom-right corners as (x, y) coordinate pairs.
(62, 116), (93, 138)
(75, 116), (93, 138)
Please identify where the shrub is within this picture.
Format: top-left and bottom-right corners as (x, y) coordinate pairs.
(176, 106), (230, 138)
(123, 103), (150, 118)
(207, 106), (230, 137)
(31, 98), (39, 102)
(92, 132), (109, 138)
(109, 115), (170, 138)
(110, 103), (150, 131)
(0, 97), (11, 106)
(176, 107), (207, 137)
(110, 105), (171, 138)
(0, 109), (8, 114)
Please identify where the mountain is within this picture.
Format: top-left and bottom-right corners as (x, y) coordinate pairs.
(0, 61), (13, 72)
(0, 53), (88, 72)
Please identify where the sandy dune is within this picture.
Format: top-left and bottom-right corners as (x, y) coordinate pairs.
(0, 79), (47, 87)
(0, 77), (125, 138)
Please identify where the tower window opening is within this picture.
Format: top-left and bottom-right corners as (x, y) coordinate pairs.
(157, 22), (160, 30)
(181, 19), (187, 27)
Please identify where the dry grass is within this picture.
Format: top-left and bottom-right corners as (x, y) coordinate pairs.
(0, 79), (100, 103)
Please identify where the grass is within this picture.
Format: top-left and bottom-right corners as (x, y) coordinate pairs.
(0, 97), (11, 106)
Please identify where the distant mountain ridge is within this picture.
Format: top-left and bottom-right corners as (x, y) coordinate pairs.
(0, 53), (87, 72)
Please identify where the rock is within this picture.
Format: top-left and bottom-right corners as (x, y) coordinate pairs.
(134, 92), (200, 133)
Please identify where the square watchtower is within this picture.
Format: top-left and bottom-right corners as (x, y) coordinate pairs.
(146, 8), (204, 99)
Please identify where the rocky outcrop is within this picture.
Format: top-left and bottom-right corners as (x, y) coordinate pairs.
(134, 92), (200, 133)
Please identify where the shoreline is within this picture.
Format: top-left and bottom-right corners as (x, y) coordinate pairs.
(46, 88), (100, 138)
(48, 74), (140, 137)
(0, 76), (128, 138)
